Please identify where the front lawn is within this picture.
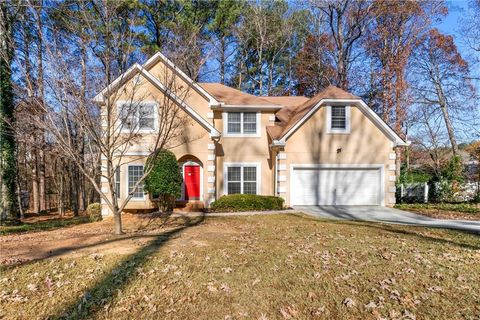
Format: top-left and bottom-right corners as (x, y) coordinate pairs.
(395, 203), (480, 220)
(1, 214), (479, 319)
(0, 215), (92, 235)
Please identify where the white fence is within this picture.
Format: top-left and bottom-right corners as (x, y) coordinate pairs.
(397, 181), (479, 203)
(397, 183), (429, 203)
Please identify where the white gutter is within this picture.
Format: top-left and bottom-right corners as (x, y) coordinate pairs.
(219, 104), (282, 110)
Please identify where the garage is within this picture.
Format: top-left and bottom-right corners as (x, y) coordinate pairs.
(291, 166), (383, 206)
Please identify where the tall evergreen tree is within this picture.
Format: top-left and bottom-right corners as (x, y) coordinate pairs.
(0, 1), (19, 222)
(207, 0), (243, 84)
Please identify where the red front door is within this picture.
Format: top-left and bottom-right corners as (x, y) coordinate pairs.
(184, 165), (200, 200)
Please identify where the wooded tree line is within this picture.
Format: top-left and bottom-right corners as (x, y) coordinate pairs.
(1, 0), (479, 223)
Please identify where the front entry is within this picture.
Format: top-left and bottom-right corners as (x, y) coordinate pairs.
(184, 165), (200, 200)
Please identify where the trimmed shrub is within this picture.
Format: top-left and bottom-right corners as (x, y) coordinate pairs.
(211, 194), (284, 212)
(144, 150), (182, 212)
(86, 203), (102, 222)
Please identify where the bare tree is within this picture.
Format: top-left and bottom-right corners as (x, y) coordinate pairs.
(25, 1), (199, 234)
(411, 29), (475, 157)
(312, 0), (376, 90)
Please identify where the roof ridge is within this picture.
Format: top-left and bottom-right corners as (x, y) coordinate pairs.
(198, 82), (282, 106)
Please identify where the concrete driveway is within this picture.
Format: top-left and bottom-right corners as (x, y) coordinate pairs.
(295, 205), (480, 233)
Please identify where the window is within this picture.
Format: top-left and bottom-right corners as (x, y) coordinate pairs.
(227, 113), (241, 134)
(225, 164), (259, 194)
(119, 102), (156, 131)
(327, 105), (350, 133)
(115, 166), (121, 198)
(128, 165), (144, 199)
(225, 112), (259, 136)
(331, 106), (346, 129)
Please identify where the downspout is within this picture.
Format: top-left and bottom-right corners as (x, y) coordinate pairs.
(274, 150), (279, 196)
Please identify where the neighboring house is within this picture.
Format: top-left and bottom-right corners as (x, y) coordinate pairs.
(94, 52), (407, 216)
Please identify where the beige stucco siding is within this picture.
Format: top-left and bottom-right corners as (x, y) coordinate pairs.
(147, 61), (213, 120)
(100, 68), (216, 215)
(214, 110), (276, 197)
(280, 105), (397, 206)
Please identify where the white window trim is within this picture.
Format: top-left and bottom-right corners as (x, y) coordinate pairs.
(326, 105), (351, 134)
(223, 162), (261, 195)
(127, 164), (145, 201)
(223, 112), (261, 137)
(117, 100), (159, 134)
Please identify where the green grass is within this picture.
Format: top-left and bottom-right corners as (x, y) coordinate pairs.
(1, 214), (479, 319)
(395, 202), (480, 214)
(0, 216), (92, 235)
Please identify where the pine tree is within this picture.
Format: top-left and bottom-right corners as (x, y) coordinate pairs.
(0, 1), (19, 223)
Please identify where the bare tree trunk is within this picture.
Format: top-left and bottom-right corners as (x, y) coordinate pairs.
(440, 103), (458, 157)
(32, 150), (40, 213)
(70, 163), (78, 216)
(433, 80), (458, 156)
(114, 210), (123, 234)
(35, 2), (46, 213)
(219, 37), (226, 84)
(16, 170), (24, 219)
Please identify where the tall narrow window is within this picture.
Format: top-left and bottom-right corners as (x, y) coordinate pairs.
(115, 166), (121, 198)
(331, 106), (346, 129)
(242, 166), (257, 194)
(128, 165), (144, 199)
(138, 103), (155, 130)
(243, 112), (257, 133)
(119, 105), (136, 130)
(327, 106), (350, 133)
(227, 113), (241, 134)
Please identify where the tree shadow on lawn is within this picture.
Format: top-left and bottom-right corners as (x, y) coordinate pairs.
(52, 213), (205, 319)
(3, 213), (179, 267)
(290, 213), (480, 251)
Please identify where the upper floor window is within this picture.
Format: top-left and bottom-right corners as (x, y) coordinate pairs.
(224, 112), (260, 137)
(119, 102), (156, 132)
(327, 105), (350, 134)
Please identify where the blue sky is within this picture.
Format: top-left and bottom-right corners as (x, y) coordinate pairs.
(437, 1), (471, 59)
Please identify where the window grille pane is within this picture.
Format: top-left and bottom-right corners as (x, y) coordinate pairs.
(120, 105), (137, 130)
(227, 167), (241, 181)
(128, 165), (144, 198)
(139, 118), (154, 130)
(243, 182), (256, 194)
(227, 113), (241, 133)
(243, 167), (256, 182)
(243, 123), (256, 133)
(227, 182), (241, 194)
(139, 104), (155, 130)
(228, 123), (241, 133)
(139, 104), (154, 117)
(243, 112), (257, 133)
(331, 106), (346, 129)
(228, 113), (241, 122)
(243, 112), (256, 122)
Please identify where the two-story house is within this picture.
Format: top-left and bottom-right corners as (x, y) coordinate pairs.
(94, 52), (407, 216)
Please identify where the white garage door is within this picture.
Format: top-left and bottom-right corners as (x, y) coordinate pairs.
(291, 167), (382, 205)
